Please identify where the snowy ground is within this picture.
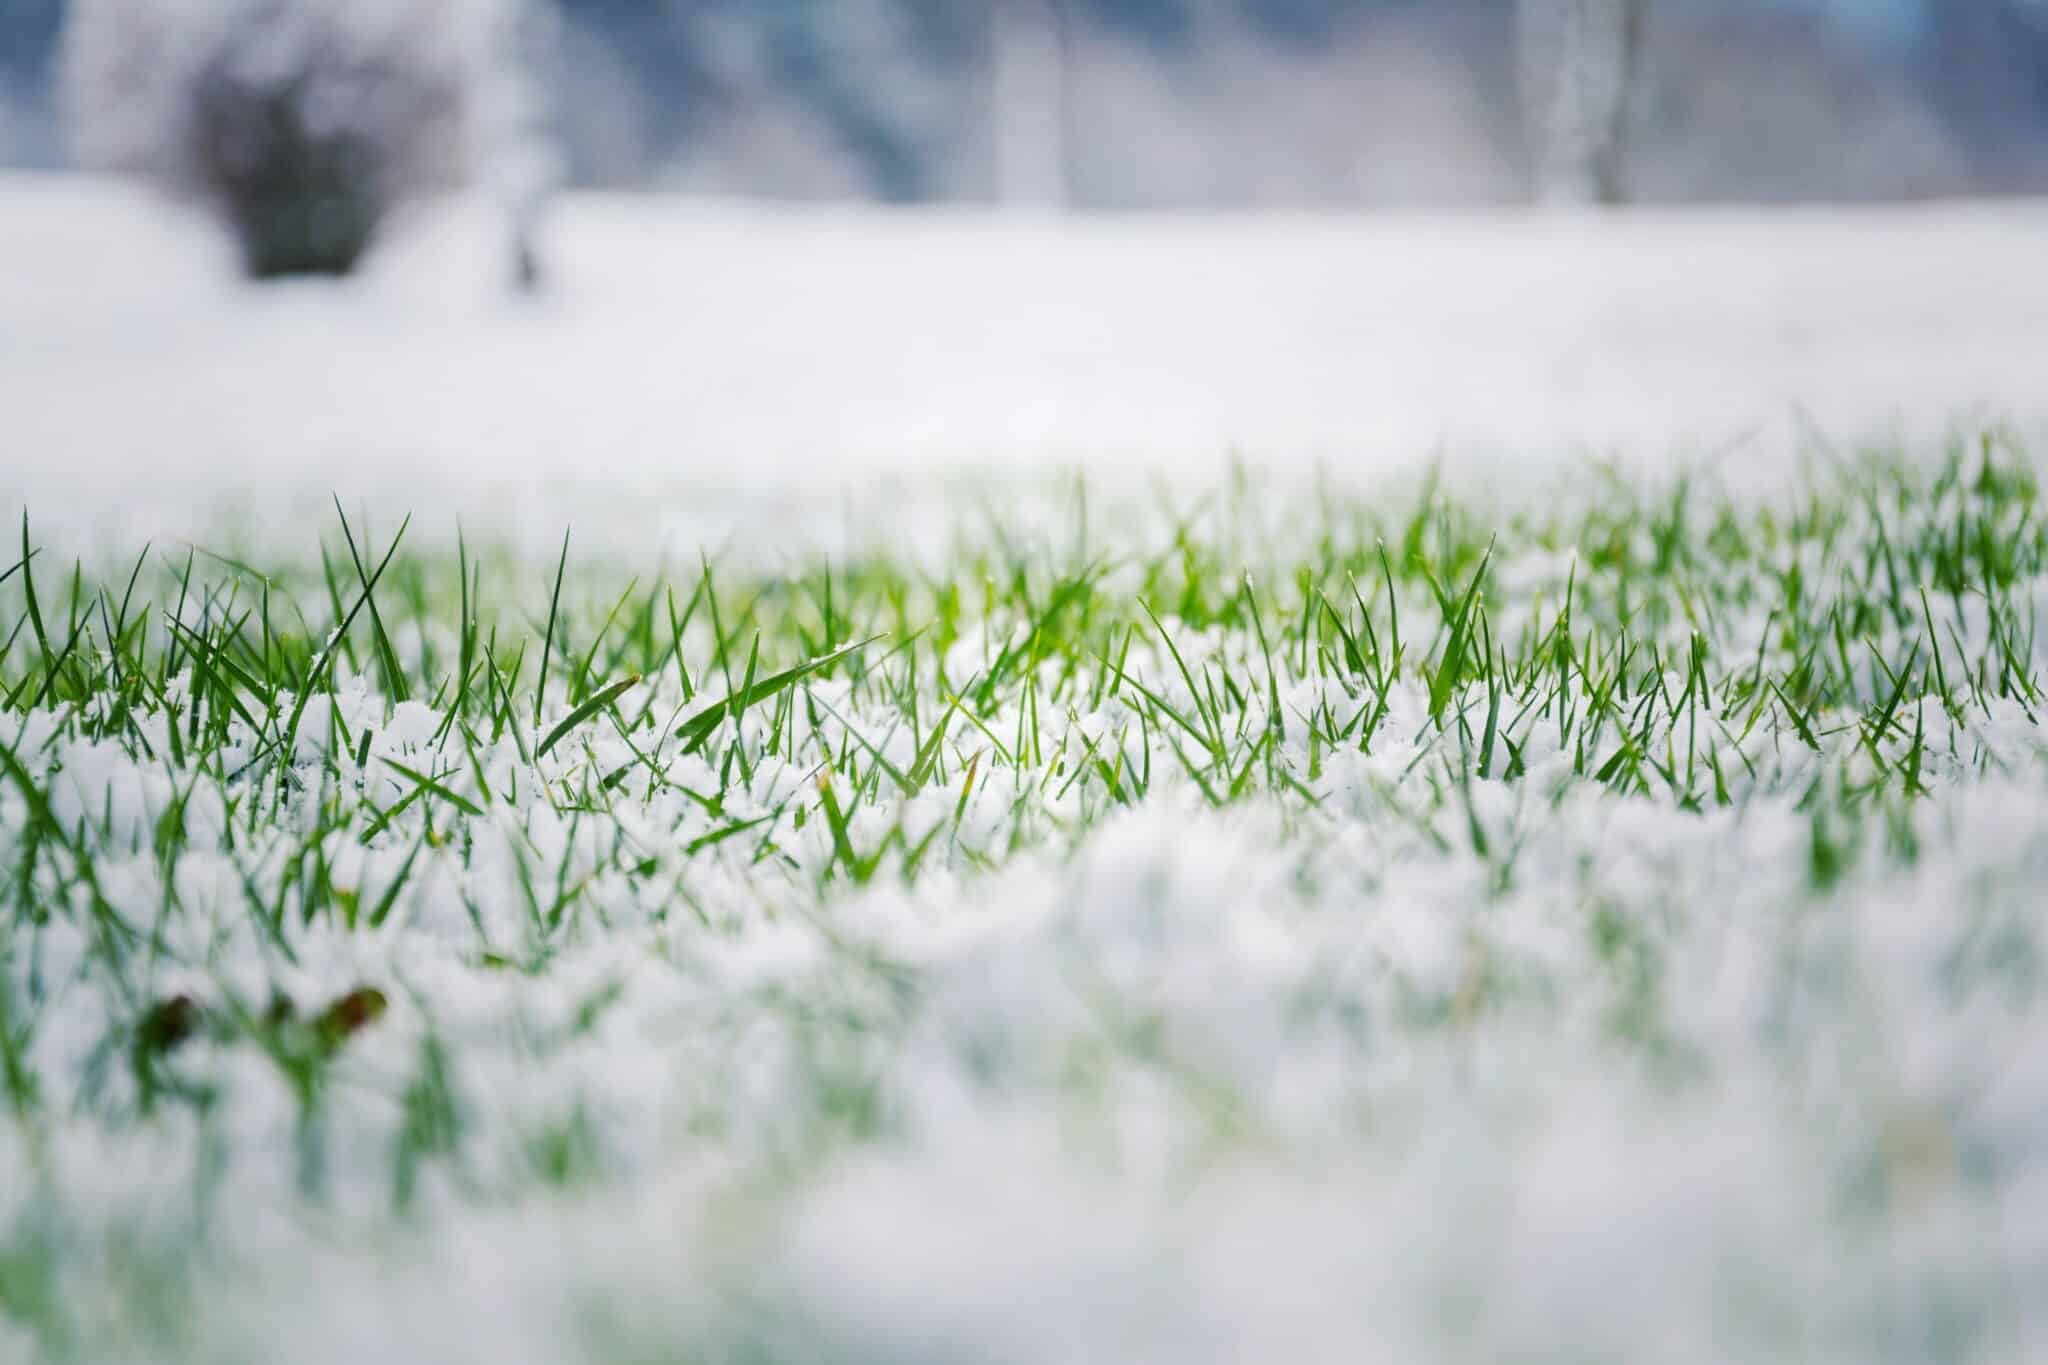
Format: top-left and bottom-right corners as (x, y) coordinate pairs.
(6, 172), (2048, 555)
(6, 176), (2048, 1364)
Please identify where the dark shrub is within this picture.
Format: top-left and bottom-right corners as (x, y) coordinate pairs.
(65, 0), (489, 278)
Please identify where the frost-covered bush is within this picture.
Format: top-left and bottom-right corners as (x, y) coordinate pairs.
(63, 0), (557, 280)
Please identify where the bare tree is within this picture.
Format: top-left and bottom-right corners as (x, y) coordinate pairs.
(1517, 0), (1648, 204)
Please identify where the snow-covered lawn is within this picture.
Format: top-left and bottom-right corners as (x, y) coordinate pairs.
(4, 176), (2048, 1363)
(7, 172), (2048, 553)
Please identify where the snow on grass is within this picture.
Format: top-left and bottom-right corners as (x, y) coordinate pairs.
(8, 175), (2048, 1361)
(7, 442), (2048, 1362)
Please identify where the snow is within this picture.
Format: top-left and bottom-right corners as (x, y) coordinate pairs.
(6, 172), (2048, 558)
(7, 173), (2048, 1363)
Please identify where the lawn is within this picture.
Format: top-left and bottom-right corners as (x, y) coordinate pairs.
(5, 440), (2047, 1362)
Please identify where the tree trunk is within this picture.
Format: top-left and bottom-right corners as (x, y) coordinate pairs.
(476, 0), (564, 292)
(990, 0), (1071, 209)
(1518, 0), (1647, 205)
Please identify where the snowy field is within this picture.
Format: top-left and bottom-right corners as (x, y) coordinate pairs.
(7, 172), (2048, 553)
(6, 175), (2048, 1363)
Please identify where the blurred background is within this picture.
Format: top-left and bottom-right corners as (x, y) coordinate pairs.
(4, 0), (2048, 211)
(8, 0), (2048, 561)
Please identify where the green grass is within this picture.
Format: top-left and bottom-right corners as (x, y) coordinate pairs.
(4, 436), (2048, 1361)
